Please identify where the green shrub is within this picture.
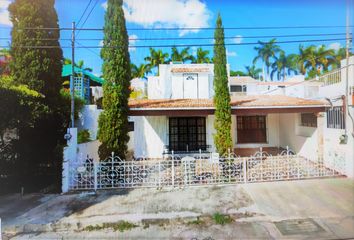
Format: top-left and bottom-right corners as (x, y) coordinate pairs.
(78, 129), (91, 144)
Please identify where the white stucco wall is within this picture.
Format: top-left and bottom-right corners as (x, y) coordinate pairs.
(133, 116), (167, 158)
(279, 113), (318, 160)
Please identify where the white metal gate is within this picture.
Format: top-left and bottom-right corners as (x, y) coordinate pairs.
(69, 150), (345, 191)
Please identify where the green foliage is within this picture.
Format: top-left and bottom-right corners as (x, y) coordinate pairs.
(144, 48), (169, 75)
(59, 89), (85, 120)
(4, 0), (66, 193)
(171, 47), (194, 63)
(98, 0), (131, 159)
(230, 70), (246, 77)
(9, 0), (63, 102)
(212, 213), (233, 225)
(192, 47), (212, 64)
(84, 221), (138, 232)
(213, 14), (232, 156)
(0, 76), (45, 143)
(131, 63), (151, 79)
(253, 38), (281, 77)
(78, 129), (91, 144)
(245, 65), (263, 79)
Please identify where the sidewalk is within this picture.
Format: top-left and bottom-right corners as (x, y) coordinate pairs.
(1, 178), (353, 239)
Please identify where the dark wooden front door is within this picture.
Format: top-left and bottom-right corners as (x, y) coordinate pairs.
(169, 117), (206, 152)
(237, 116), (267, 143)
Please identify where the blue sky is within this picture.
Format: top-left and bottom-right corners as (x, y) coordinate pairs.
(0, 0), (353, 77)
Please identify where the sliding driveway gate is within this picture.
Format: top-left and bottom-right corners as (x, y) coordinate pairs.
(69, 149), (345, 191)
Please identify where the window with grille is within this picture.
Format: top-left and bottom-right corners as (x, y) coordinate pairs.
(300, 113), (317, 127)
(237, 116), (267, 143)
(327, 106), (345, 129)
(169, 117), (206, 152)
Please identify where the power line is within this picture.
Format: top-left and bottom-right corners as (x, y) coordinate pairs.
(1, 25), (353, 31)
(76, 41), (101, 57)
(0, 33), (349, 42)
(2, 37), (351, 49)
(76, 0), (100, 37)
(76, 0), (93, 26)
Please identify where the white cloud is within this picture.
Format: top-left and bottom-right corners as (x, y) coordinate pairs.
(0, 0), (12, 26)
(129, 34), (138, 52)
(328, 42), (341, 51)
(99, 40), (104, 47)
(103, 0), (211, 36)
(226, 50), (237, 57)
(233, 35), (242, 44)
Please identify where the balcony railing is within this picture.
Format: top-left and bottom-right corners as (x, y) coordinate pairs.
(309, 68), (342, 86)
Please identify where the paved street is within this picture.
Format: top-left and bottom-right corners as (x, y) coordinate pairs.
(1, 177), (353, 239)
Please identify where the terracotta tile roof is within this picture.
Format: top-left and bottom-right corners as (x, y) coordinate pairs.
(129, 95), (328, 109)
(229, 76), (259, 85)
(171, 67), (210, 73)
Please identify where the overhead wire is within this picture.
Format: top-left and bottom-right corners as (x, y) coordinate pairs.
(2, 37), (350, 49)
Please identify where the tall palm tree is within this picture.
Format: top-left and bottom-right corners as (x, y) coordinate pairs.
(271, 51), (299, 81)
(245, 65), (262, 79)
(314, 45), (335, 72)
(192, 47), (211, 63)
(253, 38), (281, 80)
(131, 63), (151, 79)
(329, 47), (346, 69)
(171, 47), (194, 63)
(296, 45), (316, 75)
(144, 48), (169, 75)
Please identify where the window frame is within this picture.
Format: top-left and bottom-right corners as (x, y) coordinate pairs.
(300, 113), (317, 128)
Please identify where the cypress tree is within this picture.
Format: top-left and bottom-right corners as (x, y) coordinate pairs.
(9, 0), (63, 103)
(98, 0), (131, 159)
(8, 0), (65, 191)
(213, 14), (232, 156)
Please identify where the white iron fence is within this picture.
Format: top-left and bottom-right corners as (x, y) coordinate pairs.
(69, 149), (345, 191)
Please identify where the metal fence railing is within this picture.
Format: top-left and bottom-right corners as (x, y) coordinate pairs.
(69, 149), (345, 191)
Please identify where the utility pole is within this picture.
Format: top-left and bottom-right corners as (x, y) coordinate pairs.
(345, 0), (350, 137)
(70, 21), (76, 128)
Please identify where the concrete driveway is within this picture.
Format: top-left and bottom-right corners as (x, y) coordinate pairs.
(1, 177), (353, 239)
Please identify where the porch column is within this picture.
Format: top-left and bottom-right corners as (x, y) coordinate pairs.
(316, 113), (325, 158)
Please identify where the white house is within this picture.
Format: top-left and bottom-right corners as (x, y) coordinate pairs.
(129, 63), (328, 161)
(75, 59), (353, 177)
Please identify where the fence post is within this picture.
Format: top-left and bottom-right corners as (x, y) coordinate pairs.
(260, 147), (263, 181)
(171, 150), (175, 188)
(111, 152), (114, 188)
(94, 161), (98, 191)
(199, 149), (202, 159)
(243, 158), (247, 183)
(228, 148), (231, 183)
(157, 159), (161, 189)
(184, 158), (188, 186)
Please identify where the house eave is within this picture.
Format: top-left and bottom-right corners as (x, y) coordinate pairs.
(129, 105), (327, 116)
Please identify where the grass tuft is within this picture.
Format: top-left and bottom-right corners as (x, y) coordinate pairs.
(84, 221), (138, 232)
(212, 213), (233, 225)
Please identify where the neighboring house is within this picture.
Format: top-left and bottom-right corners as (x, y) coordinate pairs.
(128, 63), (328, 161)
(62, 64), (104, 103)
